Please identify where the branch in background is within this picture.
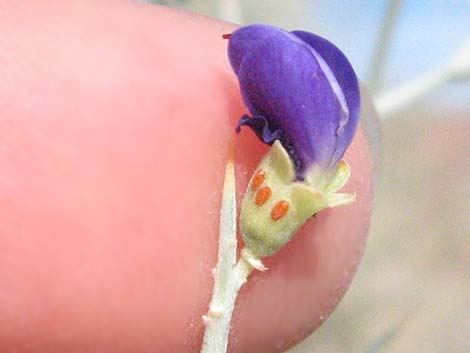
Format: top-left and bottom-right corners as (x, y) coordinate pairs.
(145, 0), (188, 5)
(216, 0), (243, 24)
(445, 41), (470, 82)
(374, 41), (470, 117)
(366, 0), (403, 94)
(361, 325), (401, 353)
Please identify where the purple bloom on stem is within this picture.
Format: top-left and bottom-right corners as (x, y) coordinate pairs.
(228, 24), (360, 179)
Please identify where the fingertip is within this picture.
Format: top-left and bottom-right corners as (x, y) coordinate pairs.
(0, 1), (375, 352)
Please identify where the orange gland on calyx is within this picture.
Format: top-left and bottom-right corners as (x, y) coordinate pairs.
(271, 200), (289, 221)
(255, 186), (271, 206)
(251, 170), (266, 190)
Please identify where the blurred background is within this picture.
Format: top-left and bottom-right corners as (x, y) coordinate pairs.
(150, 1), (470, 352)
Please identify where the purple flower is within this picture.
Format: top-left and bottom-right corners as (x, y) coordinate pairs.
(227, 25), (360, 179)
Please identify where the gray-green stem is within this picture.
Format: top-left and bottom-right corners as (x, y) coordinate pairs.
(201, 254), (255, 353)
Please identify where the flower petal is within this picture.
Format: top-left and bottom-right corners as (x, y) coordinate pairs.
(292, 30), (360, 165)
(228, 24), (360, 175)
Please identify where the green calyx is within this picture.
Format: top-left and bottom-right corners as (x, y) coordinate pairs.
(240, 141), (355, 258)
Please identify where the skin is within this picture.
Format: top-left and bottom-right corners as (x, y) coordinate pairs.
(0, 1), (373, 352)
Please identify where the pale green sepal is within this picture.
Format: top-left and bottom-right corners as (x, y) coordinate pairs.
(324, 160), (351, 193)
(269, 140), (296, 183)
(324, 192), (356, 207)
(290, 183), (328, 221)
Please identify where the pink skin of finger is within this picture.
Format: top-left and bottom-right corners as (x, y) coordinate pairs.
(0, 1), (373, 353)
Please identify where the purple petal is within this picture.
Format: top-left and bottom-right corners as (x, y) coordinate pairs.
(292, 30), (360, 164)
(228, 24), (360, 176)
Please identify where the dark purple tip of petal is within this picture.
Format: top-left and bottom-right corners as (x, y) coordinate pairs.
(235, 115), (283, 143)
(227, 24), (360, 176)
(236, 115), (304, 180)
